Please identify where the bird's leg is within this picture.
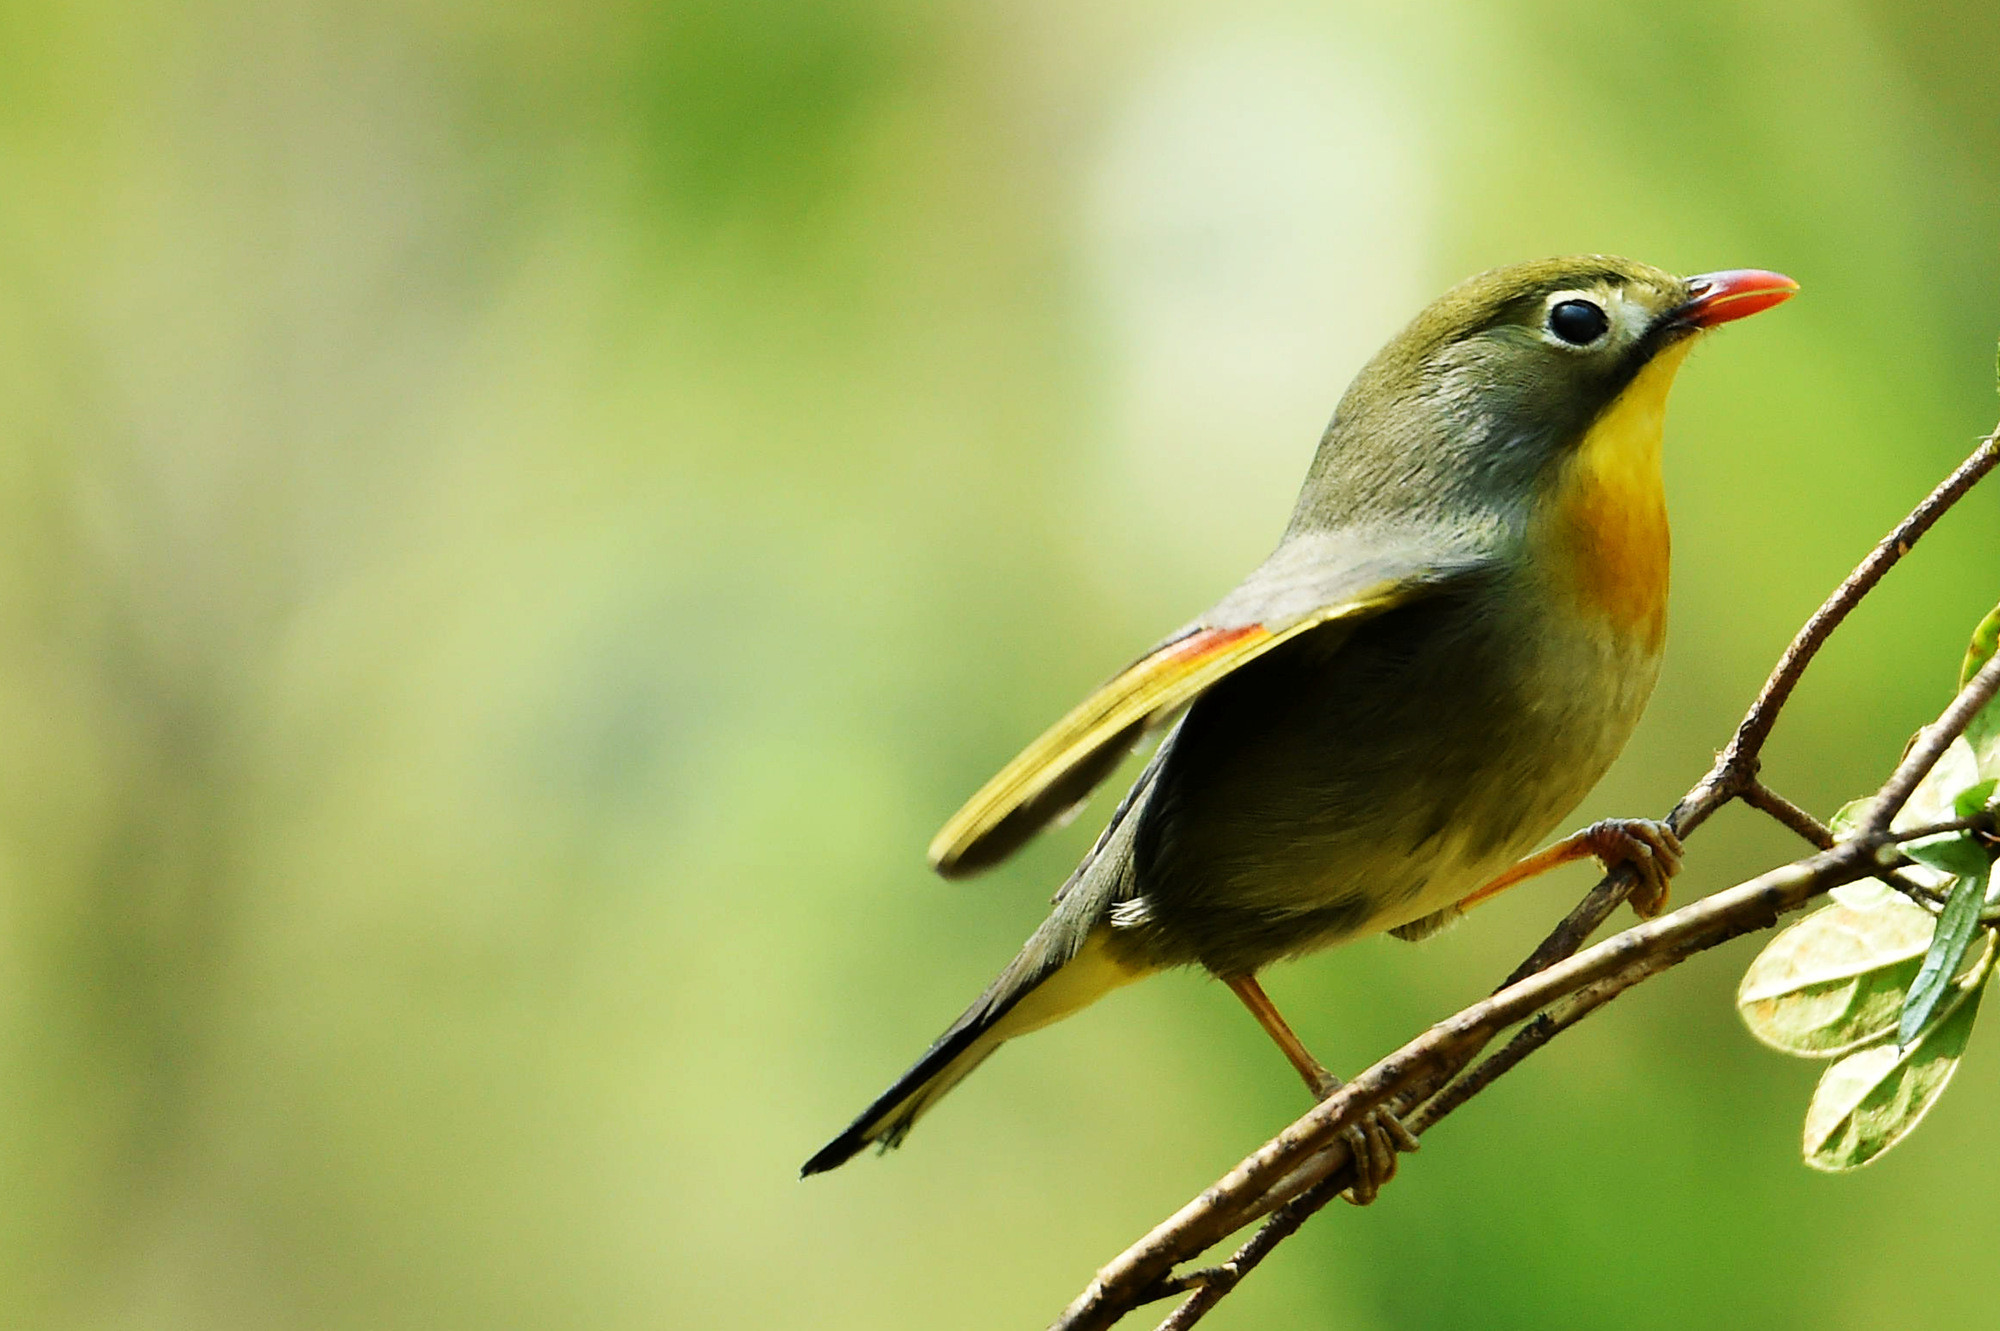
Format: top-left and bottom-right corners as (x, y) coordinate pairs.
(1457, 818), (1683, 918)
(1223, 974), (1419, 1205)
(1225, 973), (1338, 1094)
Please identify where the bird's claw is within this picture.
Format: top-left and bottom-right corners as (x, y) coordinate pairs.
(1307, 1070), (1419, 1205)
(1338, 1108), (1420, 1205)
(1582, 817), (1683, 917)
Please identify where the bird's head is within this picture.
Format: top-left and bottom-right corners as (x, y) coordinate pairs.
(1290, 256), (1796, 532)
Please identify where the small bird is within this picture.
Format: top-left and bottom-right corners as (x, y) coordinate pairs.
(802, 256), (1797, 1193)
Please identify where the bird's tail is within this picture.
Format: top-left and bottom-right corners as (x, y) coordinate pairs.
(800, 921), (1150, 1176)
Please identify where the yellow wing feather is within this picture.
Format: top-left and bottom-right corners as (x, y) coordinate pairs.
(928, 581), (1419, 876)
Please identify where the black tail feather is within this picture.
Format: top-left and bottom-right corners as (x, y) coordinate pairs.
(799, 1013), (1002, 1176)
(801, 766), (1152, 1177)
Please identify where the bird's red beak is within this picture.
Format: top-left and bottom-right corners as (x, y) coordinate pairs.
(1676, 269), (1800, 328)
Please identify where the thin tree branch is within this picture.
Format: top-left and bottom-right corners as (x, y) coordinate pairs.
(1711, 429), (2000, 794)
(1736, 780), (1959, 905)
(1061, 841), (1879, 1331)
(1882, 813), (2000, 844)
(1148, 970), (1647, 1331)
(1865, 651), (2000, 832)
(1050, 426), (2000, 1331)
(1742, 781), (1835, 848)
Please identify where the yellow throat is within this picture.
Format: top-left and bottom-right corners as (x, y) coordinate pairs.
(1539, 338), (1694, 649)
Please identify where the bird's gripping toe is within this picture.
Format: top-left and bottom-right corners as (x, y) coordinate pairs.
(1303, 1069), (1420, 1207)
(1577, 817), (1683, 917)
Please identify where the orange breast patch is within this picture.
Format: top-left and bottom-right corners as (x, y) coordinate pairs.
(1537, 341), (1691, 650)
(1551, 451), (1670, 647)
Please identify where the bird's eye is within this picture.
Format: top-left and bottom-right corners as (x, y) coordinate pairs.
(1548, 299), (1609, 345)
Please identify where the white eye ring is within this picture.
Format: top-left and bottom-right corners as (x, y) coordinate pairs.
(1543, 292), (1610, 348)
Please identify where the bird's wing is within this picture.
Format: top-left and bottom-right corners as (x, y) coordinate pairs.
(928, 532), (1492, 877)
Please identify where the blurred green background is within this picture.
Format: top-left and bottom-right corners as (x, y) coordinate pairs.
(3, 1), (1998, 1327)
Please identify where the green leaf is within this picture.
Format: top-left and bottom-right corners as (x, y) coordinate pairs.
(1803, 950), (1990, 1171)
(1896, 738), (1982, 835)
(1896, 859), (1989, 1047)
(1739, 899), (1937, 1056)
(1872, 740), (1983, 899)
(1826, 799), (1894, 908)
(1971, 712), (2000, 782)
(1954, 778), (1998, 821)
(1827, 798), (1870, 841)
(1830, 877), (1900, 911)
(1963, 602), (2000, 690)
(1903, 833), (1992, 880)
(1966, 602), (2000, 777)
